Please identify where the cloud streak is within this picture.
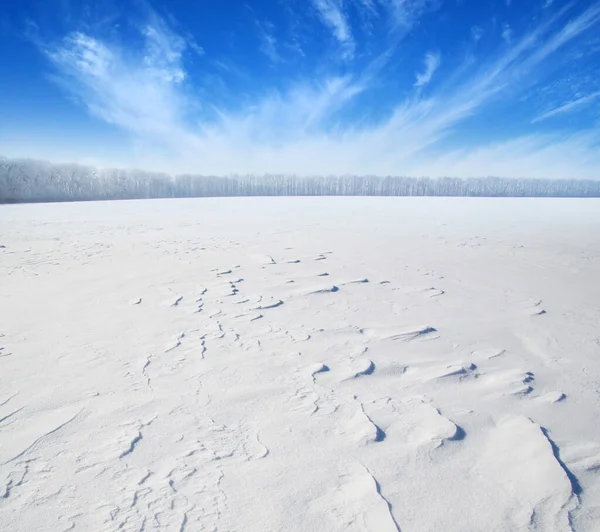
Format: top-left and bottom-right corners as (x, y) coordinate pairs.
(382, 0), (439, 30)
(27, 1), (600, 179)
(311, 0), (355, 58)
(47, 31), (188, 139)
(413, 132), (600, 180)
(257, 21), (280, 63)
(533, 91), (600, 123)
(414, 52), (440, 87)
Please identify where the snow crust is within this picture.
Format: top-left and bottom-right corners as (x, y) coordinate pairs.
(1, 197), (600, 531)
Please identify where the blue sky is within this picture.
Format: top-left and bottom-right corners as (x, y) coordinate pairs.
(1, 0), (599, 178)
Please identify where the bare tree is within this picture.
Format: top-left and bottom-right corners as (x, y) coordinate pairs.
(1, 156), (599, 203)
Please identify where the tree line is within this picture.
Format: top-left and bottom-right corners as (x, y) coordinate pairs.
(1, 156), (599, 203)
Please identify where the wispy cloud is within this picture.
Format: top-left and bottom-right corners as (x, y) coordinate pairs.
(502, 23), (512, 44)
(526, 2), (600, 65)
(355, 0), (378, 17)
(413, 132), (600, 179)
(471, 25), (484, 42)
(45, 20), (196, 158)
(533, 91), (600, 122)
(311, 0), (355, 58)
(381, 0), (439, 30)
(257, 21), (280, 63)
(216, 76), (367, 141)
(186, 36), (205, 57)
(414, 52), (440, 87)
(32, 1), (600, 178)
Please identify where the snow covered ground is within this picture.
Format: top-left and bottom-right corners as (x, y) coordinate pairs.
(1, 197), (600, 532)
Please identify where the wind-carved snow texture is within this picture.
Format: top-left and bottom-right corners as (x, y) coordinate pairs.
(1, 197), (600, 532)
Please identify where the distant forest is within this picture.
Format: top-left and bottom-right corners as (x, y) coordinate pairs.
(2, 156), (600, 203)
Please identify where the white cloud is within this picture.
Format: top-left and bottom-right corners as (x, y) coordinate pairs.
(186, 36), (205, 57)
(502, 23), (512, 43)
(45, 24), (197, 159)
(311, 0), (355, 58)
(257, 21), (280, 63)
(141, 25), (186, 83)
(471, 25), (484, 42)
(414, 52), (440, 87)
(533, 91), (600, 122)
(411, 132), (600, 179)
(355, 0), (377, 15)
(526, 2), (600, 65)
(381, 0), (439, 29)
(31, 2), (600, 179)
(216, 76), (367, 141)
